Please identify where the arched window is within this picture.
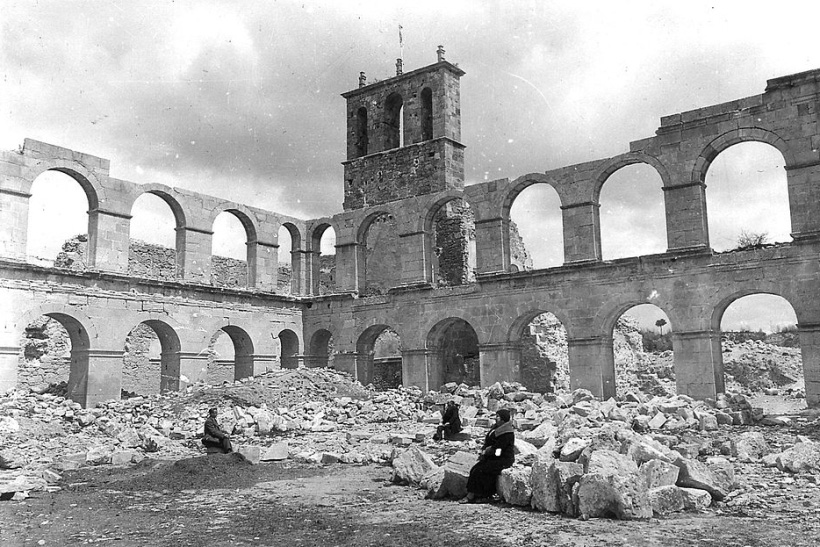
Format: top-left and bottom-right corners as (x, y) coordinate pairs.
(356, 107), (368, 157)
(385, 92), (403, 150)
(421, 87), (433, 141)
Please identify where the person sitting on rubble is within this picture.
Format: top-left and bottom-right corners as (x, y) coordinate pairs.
(433, 400), (462, 441)
(201, 407), (233, 453)
(459, 408), (515, 504)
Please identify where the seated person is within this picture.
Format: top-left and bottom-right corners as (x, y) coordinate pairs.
(201, 407), (233, 453)
(459, 408), (515, 503)
(433, 400), (462, 441)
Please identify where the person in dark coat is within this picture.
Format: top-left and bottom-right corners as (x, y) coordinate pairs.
(433, 400), (462, 441)
(459, 408), (515, 503)
(201, 407), (233, 453)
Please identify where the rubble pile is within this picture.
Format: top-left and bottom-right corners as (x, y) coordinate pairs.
(1, 365), (819, 520)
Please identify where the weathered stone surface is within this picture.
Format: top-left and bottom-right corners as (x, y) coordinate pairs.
(730, 431), (770, 462)
(392, 447), (438, 485)
(560, 438), (591, 462)
(679, 487), (712, 510)
(320, 452), (341, 465)
(675, 458), (733, 500)
(426, 451), (476, 500)
(521, 422), (557, 448)
(575, 450), (652, 520)
(514, 439), (538, 457)
(237, 445), (261, 464)
(497, 466), (532, 506)
(648, 485), (685, 514)
(531, 455), (583, 515)
(85, 446), (113, 466)
(110, 450), (137, 466)
(261, 442), (289, 461)
(641, 458), (680, 489)
(775, 442), (820, 474)
(0, 417), (20, 434)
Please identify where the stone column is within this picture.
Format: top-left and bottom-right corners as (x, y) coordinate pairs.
(561, 203), (601, 264)
(402, 349), (442, 391)
(290, 249), (309, 295)
(67, 349), (123, 408)
(798, 322), (820, 407)
(567, 336), (614, 399)
(662, 182), (709, 251)
(332, 352), (372, 384)
(787, 163), (820, 242)
(671, 329), (723, 400)
(88, 208), (130, 273)
(248, 240), (278, 291)
(0, 188), (30, 260)
(474, 218), (508, 274)
(176, 227), (213, 283)
(335, 243), (359, 292)
(0, 345), (19, 394)
(398, 231), (431, 285)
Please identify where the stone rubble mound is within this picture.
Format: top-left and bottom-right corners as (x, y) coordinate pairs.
(1, 367), (818, 517)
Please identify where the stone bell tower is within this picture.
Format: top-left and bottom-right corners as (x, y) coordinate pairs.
(341, 46), (465, 210)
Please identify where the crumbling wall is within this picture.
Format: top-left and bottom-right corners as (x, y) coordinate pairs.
(18, 317), (70, 390)
(362, 213), (402, 296)
(509, 220), (533, 272)
(433, 200), (475, 286)
(122, 323), (161, 396)
(519, 313), (569, 392)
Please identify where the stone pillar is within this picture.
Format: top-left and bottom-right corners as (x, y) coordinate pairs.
(176, 227), (213, 283)
(478, 342), (521, 386)
(561, 203), (601, 264)
(474, 218), (508, 274)
(567, 336), (614, 399)
(398, 231), (431, 285)
(335, 243), (359, 292)
(0, 188), (30, 260)
(67, 349), (123, 408)
(248, 240), (278, 291)
(787, 163), (820, 242)
(88, 208), (130, 273)
(331, 351), (369, 384)
(290, 249), (309, 295)
(0, 345), (18, 394)
(672, 330), (723, 400)
(798, 323), (820, 407)
(402, 349), (441, 391)
(662, 182), (709, 251)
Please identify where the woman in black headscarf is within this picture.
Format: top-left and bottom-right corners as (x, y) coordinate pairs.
(459, 408), (515, 503)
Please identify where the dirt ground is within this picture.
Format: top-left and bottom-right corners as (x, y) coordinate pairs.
(2, 448), (819, 547)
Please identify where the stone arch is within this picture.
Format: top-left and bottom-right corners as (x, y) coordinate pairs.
(307, 328), (334, 368)
(209, 324), (256, 383)
(355, 106), (369, 157)
(278, 328), (300, 369)
(501, 174), (566, 270)
(710, 287), (796, 332)
(592, 153), (671, 202)
(121, 319), (183, 394)
(29, 163), (102, 212)
(356, 209), (400, 295)
(209, 206), (260, 246)
(385, 91), (404, 149)
(281, 221), (302, 250)
(421, 87), (433, 141)
(309, 220), (338, 295)
(130, 185), (187, 229)
(693, 127), (795, 185)
(422, 193), (477, 286)
(427, 317), (480, 386)
(509, 309), (570, 393)
(356, 323), (403, 388)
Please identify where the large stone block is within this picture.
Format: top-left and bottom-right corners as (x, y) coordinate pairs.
(497, 466), (532, 506)
(775, 442), (820, 474)
(426, 450), (476, 500)
(674, 457), (733, 500)
(392, 447), (438, 485)
(574, 450), (652, 520)
(530, 455), (583, 515)
(648, 485), (685, 514)
(641, 458), (680, 489)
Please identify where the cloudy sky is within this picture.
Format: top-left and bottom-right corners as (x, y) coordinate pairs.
(3, 0), (817, 330)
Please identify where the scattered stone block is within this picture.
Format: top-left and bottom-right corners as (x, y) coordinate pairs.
(320, 452), (341, 465)
(648, 485), (685, 514)
(110, 450), (137, 466)
(392, 447), (438, 485)
(560, 438), (591, 462)
(427, 451), (476, 500)
(498, 466), (532, 506)
(514, 439), (538, 457)
(731, 432), (770, 462)
(86, 446), (113, 466)
(648, 412), (667, 430)
(531, 455), (583, 515)
(261, 443), (289, 461)
(575, 450), (652, 520)
(775, 442), (820, 474)
(237, 445), (261, 464)
(698, 414), (718, 431)
(675, 457), (732, 500)
(641, 459), (680, 489)
(679, 487), (712, 510)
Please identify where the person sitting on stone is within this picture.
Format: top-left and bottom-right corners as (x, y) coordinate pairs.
(433, 400), (462, 441)
(459, 408), (515, 503)
(201, 407), (233, 453)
